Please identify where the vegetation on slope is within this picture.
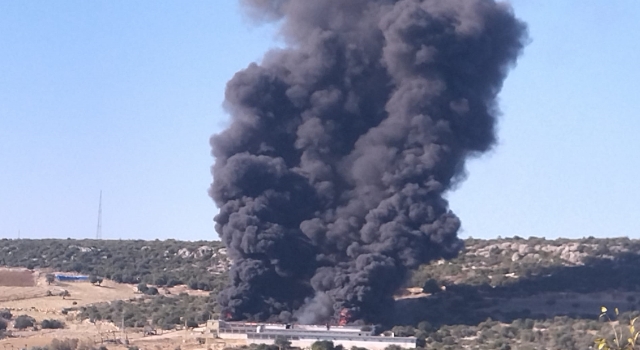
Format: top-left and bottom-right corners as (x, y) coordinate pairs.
(5, 236), (640, 349)
(0, 239), (228, 290)
(409, 236), (640, 292)
(78, 293), (217, 330)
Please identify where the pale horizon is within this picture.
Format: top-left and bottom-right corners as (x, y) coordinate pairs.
(1, 1), (638, 241)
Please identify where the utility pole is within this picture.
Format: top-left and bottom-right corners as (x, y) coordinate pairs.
(183, 317), (188, 344)
(96, 191), (102, 240)
(121, 313), (126, 343)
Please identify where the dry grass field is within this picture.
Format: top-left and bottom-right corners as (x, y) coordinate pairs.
(0, 271), (138, 311)
(0, 268), (36, 287)
(0, 269), (45, 304)
(0, 268), (214, 350)
(1, 319), (212, 350)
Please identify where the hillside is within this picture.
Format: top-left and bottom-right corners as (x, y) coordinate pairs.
(409, 236), (640, 291)
(4, 236), (634, 293)
(2, 236), (640, 350)
(0, 239), (229, 291)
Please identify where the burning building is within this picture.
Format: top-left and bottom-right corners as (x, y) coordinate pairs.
(207, 320), (416, 350)
(210, 0), (527, 324)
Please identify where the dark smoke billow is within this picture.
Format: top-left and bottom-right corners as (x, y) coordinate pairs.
(210, 0), (527, 324)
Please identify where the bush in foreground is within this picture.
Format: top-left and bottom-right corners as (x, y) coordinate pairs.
(14, 315), (35, 330)
(0, 309), (12, 320)
(28, 338), (107, 350)
(41, 319), (65, 329)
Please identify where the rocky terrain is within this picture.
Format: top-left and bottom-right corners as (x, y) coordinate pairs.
(2, 236), (640, 349)
(0, 239), (229, 291)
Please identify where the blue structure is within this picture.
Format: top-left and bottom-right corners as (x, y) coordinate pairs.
(54, 273), (89, 282)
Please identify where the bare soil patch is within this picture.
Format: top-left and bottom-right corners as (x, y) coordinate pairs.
(163, 284), (210, 297)
(0, 268), (210, 350)
(1, 318), (210, 350)
(0, 271), (138, 311)
(0, 268), (36, 287)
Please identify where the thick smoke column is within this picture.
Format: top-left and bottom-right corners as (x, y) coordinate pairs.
(210, 0), (527, 323)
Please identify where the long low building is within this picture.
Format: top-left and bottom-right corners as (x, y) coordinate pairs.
(54, 273), (89, 282)
(207, 321), (416, 350)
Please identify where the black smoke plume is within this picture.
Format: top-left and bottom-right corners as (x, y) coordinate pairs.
(210, 0), (527, 324)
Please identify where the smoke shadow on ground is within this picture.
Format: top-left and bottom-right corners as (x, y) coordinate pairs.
(392, 252), (640, 327)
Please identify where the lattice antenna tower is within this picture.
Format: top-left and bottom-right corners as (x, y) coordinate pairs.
(96, 190), (102, 240)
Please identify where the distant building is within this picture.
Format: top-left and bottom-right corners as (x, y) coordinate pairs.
(206, 320), (416, 350)
(54, 273), (89, 282)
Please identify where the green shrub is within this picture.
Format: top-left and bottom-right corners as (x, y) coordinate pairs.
(311, 340), (335, 350)
(145, 287), (159, 295)
(14, 315), (35, 329)
(41, 319), (65, 329)
(49, 338), (78, 350)
(0, 309), (12, 320)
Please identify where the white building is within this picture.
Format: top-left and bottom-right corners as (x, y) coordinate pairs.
(207, 320), (416, 350)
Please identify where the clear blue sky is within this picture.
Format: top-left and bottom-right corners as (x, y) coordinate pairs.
(0, 1), (638, 241)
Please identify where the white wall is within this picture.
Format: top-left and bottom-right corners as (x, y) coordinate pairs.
(247, 338), (415, 350)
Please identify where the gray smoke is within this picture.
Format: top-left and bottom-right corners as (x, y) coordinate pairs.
(294, 292), (334, 325)
(210, 0), (527, 324)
